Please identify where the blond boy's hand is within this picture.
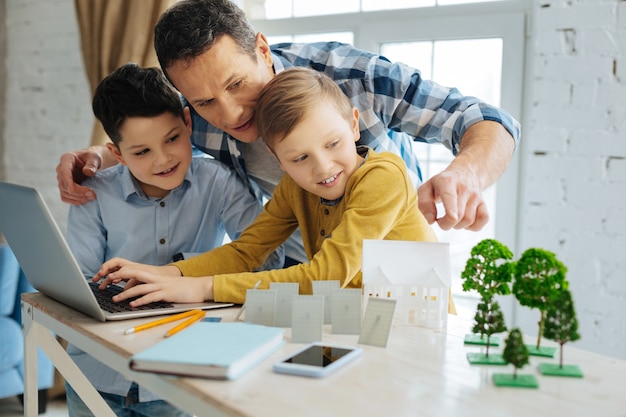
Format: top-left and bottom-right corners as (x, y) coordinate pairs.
(93, 258), (181, 287)
(108, 274), (215, 307)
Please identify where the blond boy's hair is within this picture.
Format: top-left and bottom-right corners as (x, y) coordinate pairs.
(256, 67), (355, 150)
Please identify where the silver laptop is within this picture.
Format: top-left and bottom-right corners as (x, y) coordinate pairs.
(0, 181), (233, 321)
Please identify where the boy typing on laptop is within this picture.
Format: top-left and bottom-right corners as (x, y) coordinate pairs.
(64, 63), (280, 417)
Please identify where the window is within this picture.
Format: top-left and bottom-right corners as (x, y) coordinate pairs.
(246, 0), (525, 313)
(244, 0), (514, 19)
(265, 32), (354, 45)
(379, 38), (503, 295)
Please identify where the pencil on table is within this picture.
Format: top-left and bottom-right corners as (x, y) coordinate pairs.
(164, 310), (205, 338)
(123, 309), (203, 335)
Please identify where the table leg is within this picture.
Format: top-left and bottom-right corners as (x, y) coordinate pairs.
(22, 302), (118, 417)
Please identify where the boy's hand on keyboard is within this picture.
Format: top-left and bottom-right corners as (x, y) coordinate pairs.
(90, 257), (208, 306)
(93, 257), (181, 289)
(108, 273), (215, 307)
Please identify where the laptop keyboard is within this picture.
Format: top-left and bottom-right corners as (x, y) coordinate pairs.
(89, 281), (174, 313)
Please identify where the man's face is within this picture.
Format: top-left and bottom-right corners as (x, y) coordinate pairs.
(108, 109), (193, 199)
(166, 34), (275, 144)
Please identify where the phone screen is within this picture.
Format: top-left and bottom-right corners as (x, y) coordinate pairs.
(283, 345), (354, 368)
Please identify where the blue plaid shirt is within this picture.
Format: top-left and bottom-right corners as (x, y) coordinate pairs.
(187, 41), (521, 196)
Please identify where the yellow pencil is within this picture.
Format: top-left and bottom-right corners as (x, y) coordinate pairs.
(163, 311), (205, 338)
(123, 309), (203, 335)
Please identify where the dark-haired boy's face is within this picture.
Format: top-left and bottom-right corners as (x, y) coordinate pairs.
(107, 109), (193, 199)
(166, 33), (274, 144)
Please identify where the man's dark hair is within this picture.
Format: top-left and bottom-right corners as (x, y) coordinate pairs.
(92, 63), (184, 146)
(154, 0), (257, 80)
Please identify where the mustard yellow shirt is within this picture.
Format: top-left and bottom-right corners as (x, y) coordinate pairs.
(175, 148), (437, 304)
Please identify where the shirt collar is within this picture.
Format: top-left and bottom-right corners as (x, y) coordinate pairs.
(271, 51), (289, 75)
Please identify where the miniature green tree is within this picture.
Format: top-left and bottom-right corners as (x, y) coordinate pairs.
(502, 328), (530, 378)
(512, 248), (568, 350)
(472, 299), (507, 357)
(462, 239), (514, 349)
(493, 327), (538, 388)
(543, 289), (580, 368)
(461, 239), (515, 300)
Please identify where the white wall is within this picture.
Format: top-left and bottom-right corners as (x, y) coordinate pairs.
(515, 0), (626, 360)
(2, 0), (92, 234)
(1, 0), (625, 359)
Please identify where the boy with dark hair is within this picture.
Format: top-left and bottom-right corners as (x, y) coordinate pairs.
(64, 63), (280, 417)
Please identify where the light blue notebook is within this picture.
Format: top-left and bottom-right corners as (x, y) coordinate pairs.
(129, 322), (285, 380)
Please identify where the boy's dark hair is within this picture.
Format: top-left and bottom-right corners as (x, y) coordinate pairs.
(92, 63), (184, 146)
(154, 0), (257, 82)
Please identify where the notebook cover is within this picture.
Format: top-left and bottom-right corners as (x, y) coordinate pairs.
(129, 322), (285, 380)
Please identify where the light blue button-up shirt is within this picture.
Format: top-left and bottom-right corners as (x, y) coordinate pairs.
(66, 157), (276, 401)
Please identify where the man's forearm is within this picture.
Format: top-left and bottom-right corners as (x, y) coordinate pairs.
(450, 121), (516, 190)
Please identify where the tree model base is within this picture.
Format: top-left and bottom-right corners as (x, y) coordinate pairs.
(538, 363), (583, 378)
(525, 344), (557, 358)
(464, 334), (500, 346)
(493, 373), (539, 388)
(467, 352), (507, 365)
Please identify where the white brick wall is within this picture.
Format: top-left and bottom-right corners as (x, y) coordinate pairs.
(2, 0), (92, 233)
(517, 0), (626, 359)
(2, 0), (625, 359)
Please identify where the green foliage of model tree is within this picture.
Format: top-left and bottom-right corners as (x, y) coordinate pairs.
(502, 328), (530, 378)
(513, 248), (568, 349)
(461, 239), (515, 300)
(472, 299), (507, 357)
(543, 289), (580, 368)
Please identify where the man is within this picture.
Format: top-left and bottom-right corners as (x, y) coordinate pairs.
(56, 0), (519, 264)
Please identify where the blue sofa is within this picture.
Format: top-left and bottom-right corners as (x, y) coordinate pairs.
(0, 244), (55, 413)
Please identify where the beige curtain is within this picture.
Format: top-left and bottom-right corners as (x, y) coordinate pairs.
(74, 0), (174, 146)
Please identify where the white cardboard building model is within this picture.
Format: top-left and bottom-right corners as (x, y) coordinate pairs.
(361, 240), (451, 329)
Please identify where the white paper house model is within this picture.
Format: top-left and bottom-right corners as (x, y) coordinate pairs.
(362, 240), (451, 329)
